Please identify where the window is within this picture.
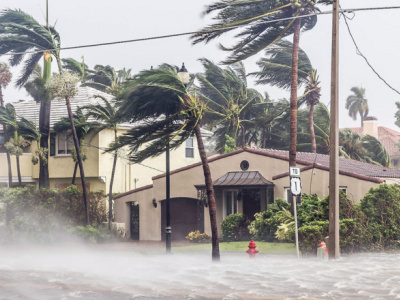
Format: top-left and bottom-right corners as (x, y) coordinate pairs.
(224, 190), (238, 218)
(57, 133), (74, 155)
(339, 187), (347, 195)
(0, 132), (4, 145)
(185, 138), (194, 158)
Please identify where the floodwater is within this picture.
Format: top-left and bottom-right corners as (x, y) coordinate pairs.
(0, 244), (399, 299)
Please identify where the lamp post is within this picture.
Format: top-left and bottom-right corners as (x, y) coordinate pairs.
(165, 63), (189, 253)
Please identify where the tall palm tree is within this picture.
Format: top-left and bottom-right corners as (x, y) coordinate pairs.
(54, 108), (91, 184)
(86, 65), (132, 96)
(82, 96), (121, 231)
(345, 86), (369, 128)
(108, 65), (220, 261)
(192, 0), (331, 167)
(196, 59), (263, 152)
(0, 8), (62, 188)
(0, 62), (13, 186)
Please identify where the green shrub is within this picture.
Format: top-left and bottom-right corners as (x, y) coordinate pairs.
(249, 199), (291, 241)
(221, 213), (250, 242)
(185, 230), (211, 243)
(68, 225), (110, 243)
(360, 184), (400, 248)
(0, 185), (107, 243)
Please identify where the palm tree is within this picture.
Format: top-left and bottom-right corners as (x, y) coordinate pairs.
(54, 108), (91, 184)
(192, 0), (331, 167)
(0, 8), (61, 188)
(62, 57), (89, 83)
(345, 87), (369, 128)
(0, 62), (13, 186)
(361, 135), (390, 167)
(108, 65), (220, 261)
(252, 40), (321, 153)
(196, 59), (263, 152)
(0, 103), (31, 186)
(82, 96), (121, 231)
(86, 65), (132, 96)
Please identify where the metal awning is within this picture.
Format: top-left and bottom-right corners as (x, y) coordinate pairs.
(195, 171), (274, 189)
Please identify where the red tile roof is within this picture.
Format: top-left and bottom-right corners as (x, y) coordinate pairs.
(114, 184), (153, 200)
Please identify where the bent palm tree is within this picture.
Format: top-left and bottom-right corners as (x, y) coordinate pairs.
(345, 87), (369, 127)
(86, 65), (132, 96)
(0, 62), (13, 186)
(62, 57), (89, 83)
(82, 96), (121, 231)
(192, 0), (331, 167)
(196, 59), (262, 152)
(109, 65), (220, 261)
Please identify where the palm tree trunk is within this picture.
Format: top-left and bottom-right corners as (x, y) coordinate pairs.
(108, 149), (118, 231)
(289, 18), (301, 167)
(309, 104), (317, 153)
(0, 87), (12, 187)
(262, 128), (266, 149)
(194, 124), (220, 261)
(241, 124), (246, 148)
(360, 112), (363, 128)
(16, 155), (22, 187)
(71, 162), (78, 184)
(39, 99), (51, 188)
(65, 95), (89, 225)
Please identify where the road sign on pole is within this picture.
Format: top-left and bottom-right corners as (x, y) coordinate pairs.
(289, 168), (301, 258)
(290, 177), (301, 196)
(289, 166), (301, 177)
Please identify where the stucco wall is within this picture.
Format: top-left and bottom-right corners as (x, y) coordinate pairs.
(0, 153), (33, 178)
(114, 187), (160, 240)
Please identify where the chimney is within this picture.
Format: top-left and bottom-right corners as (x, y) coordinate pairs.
(362, 116), (378, 138)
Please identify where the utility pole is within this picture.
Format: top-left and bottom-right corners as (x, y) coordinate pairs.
(329, 0), (340, 259)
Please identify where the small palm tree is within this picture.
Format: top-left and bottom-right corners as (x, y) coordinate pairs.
(0, 62), (13, 186)
(0, 103), (31, 186)
(304, 70), (321, 153)
(54, 108), (91, 184)
(345, 87), (369, 127)
(86, 65), (132, 96)
(81, 96), (120, 231)
(62, 57), (89, 83)
(109, 65), (220, 261)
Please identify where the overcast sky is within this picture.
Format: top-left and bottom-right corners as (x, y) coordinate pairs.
(1, 0), (400, 130)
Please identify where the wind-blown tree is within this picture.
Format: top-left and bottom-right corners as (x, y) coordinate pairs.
(0, 8), (61, 188)
(108, 65), (220, 261)
(86, 65), (132, 96)
(47, 72), (90, 225)
(192, 0), (332, 167)
(82, 96), (121, 231)
(196, 59), (262, 152)
(17, 117), (44, 166)
(0, 103), (30, 186)
(54, 108), (91, 184)
(62, 57), (89, 83)
(0, 62), (13, 186)
(361, 135), (390, 167)
(345, 86), (369, 127)
(252, 40), (321, 153)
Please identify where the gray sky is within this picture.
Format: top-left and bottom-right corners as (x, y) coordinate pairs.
(1, 0), (400, 129)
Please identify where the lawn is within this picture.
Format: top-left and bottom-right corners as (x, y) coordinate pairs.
(173, 241), (296, 255)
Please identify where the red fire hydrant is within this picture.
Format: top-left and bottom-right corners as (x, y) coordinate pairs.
(246, 240), (259, 258)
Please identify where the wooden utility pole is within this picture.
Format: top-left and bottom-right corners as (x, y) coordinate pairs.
(329, 0), (340, 259)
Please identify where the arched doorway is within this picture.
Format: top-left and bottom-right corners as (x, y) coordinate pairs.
(161, 198), (204, 241)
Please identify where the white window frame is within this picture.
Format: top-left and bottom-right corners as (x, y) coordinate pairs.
(56, 133), (74, 156)
(223, 189), (238, 219)
(185, 137), (194, 158)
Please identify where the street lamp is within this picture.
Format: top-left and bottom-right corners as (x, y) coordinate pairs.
(165, 63), (189, 253)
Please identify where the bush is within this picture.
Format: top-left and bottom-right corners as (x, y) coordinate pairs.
(248, 199), (290, 241)
(0, 185), (107, 243)
(185, 230), (211, 243)
(221, 213), (250, 242)
(68, 225), (110, 243)
(360, 184), (400, 249)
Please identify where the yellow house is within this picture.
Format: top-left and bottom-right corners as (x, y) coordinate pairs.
(113, 147), (400, 241)
(0, 86), (209, 194)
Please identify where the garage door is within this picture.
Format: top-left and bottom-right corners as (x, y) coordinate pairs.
(161, 198), (203, 241)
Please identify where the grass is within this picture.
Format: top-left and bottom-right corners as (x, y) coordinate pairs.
(173, 241), (296, 255)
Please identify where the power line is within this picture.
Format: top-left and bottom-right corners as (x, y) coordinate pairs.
(0, 6), (399, 57)
(341, 10), (400, 95)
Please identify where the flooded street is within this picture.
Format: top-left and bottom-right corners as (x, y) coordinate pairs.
(0, 244), (399, 299)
